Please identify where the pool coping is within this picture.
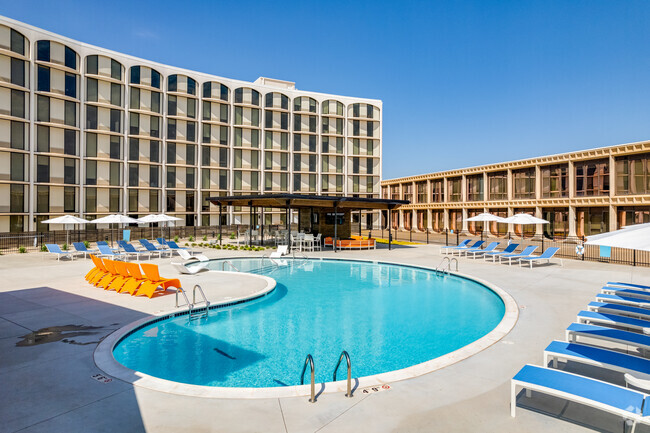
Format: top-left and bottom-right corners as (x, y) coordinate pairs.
(94, 257), (519, 399)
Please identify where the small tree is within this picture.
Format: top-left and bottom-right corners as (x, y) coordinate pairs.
(62, 243), (68, 251)
(174, 235), (179, 242)
(202, 235), (207, 241)
(18, 246), (27, 253)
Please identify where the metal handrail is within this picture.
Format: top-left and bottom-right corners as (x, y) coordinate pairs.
(293, 250), (308, 261)
(435, 257), (450, 276)
(175, 287), (193, 309)
(261, 254), (279, 267)
(333, 350), (352, 398)
(449, 257), (459, 272)
(221, 260), (240, 272)
(300, 354), (316, 403)
(192, 284), (210, 307)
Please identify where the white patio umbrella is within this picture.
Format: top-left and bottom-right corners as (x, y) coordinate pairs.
(502, 213), (550, 225)
(466, 212), (506, 238)
(137, 214), (182, 239)
(586, 222), (650, 251)
(91, 214), (140, 246)
(41, 215), (90, 246)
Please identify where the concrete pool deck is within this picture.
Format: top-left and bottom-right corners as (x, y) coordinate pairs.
(1, 244), (650, 432)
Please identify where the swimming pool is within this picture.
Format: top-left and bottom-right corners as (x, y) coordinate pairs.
(112, 258), (506, 389)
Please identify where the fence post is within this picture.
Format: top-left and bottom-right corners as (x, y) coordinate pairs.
(456, 231), (459, 246)
(409, 229), (412, 242)
(445, 229), (448, 246)
(634, 249), (637, 267)
(426, 230), (429, 244)
(541, 236), (544, 252)
(582, 236), (585, 261)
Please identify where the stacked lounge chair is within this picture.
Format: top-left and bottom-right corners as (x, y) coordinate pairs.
(511, 280), (650, 431)
(85, 254), (181, 298)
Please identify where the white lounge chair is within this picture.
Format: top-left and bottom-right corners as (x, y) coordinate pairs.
(177, 249), (209, 262)
(171, 262), (208, 275)
(511, 364), (650, 431)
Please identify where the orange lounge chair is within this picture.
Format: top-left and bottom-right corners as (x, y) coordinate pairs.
(121, 263), (147, 295)
(98, 259), (120, 289)
(89, 256), (110, 286)
(107, 261), (132, 292)
(135, 263), (181, 298)
(86, 255), (102, 281)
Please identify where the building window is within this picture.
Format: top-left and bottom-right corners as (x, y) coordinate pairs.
(616, 154), (650, 195)
(10, 153), (24, 181)
(541, 164), (568, 198)
(10, 121), (24, 150)
(10, 90), (25, 119)
(575, 159), (609, 196)
(85, 188), (96, 213)
(111, 83), (121, 106)
(64, 158), (76, 184)
(87, 78), (98, 101)
(86, 105), (97, 129)
(37, 65), (50, 92)
(86, 133), (97, 157)
(109, 188), (120, 212)
(487, 172), (507, 200)
(431, 180), (443, 202)
(110, 136), (120, 159)
(36, 155), (49, 183)
(65, 73), (76, 98)
(416, 182), (427, 203)
(109, 162), (121, 186)
(10, 29), (25, 55)
(85, 160), (96, 185)
(64, 101), (76, 127)
(542, 208), (569, 239)
(64, 187), (75, 212)
(110, 109), (121, 132)
(150, 165), (159, 188)
(448, 177), (461, 202)
(513, 168), (536, 199)
(64, 46), (76, 70)
(11, 58), (25, 87)
(111, 59), (121, 80)
(37, 186), (49, 213)
(37, 41), (50, 62)
(466, 175), (484, 201)
(64, 130), (76, 155)
(86, 55), (98, 75)
(129, 190), (138, 212)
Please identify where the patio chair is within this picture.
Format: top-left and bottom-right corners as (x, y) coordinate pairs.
(97, 244), (127, 260)
(588, 301), (650, 321)
(97, 241), (120, 253)
(138, 239), (172, 258)
(86, 254), (105, 282)
(313, 233), (322, 251)
(601, 286), (650, 301)
(544, 340), (650, 379)
(177, 248), (209, 262)
(271, 245), (288, 258)
(607, 282), (650, 292)
(566, 322), (650, 355)
(166, 241), (200, 255)
(73, 242), (97, 258)
(576, 310), (650, 333)
(595, 293), (650, 309)
(156, 238), (170, 249)
(463, 241), (499, 259)
(89, 255), (110, 285)
(121, 263), (147, 295)
(45, 244), (75, 261)
(118, 241), (151, 261)
(107, 260), (133, 292)
(511, 364), (650, 430)
(448, 240), (483, 256)
(498, 245), (538, 265)
(483, 243), (519, 262)
(440, 239), (471, 255)
(97, 259), (120, 289)
(171, 262), (208, 275)
(135, 263), (181, 298)
(518, 247), (561, 268)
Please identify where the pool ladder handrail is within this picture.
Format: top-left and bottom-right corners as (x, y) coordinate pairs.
(300, 354), (316, 403)
(435, 257), (458, 276)
(222, 260), (240, 272)
(261, 253), (279, 268)
(333, 350), (353, 397)
(292, 250), (308, 261)
(175, 285), (210, 320)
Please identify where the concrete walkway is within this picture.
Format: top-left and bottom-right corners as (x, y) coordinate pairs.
(1, 245), (649, 432)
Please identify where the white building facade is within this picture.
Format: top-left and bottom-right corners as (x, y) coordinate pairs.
(0, 16), (382, 232)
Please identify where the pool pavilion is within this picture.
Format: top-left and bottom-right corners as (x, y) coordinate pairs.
(207, 194), (409, 250)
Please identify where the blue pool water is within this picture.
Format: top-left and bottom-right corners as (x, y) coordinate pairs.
(113, 258), (505, 388)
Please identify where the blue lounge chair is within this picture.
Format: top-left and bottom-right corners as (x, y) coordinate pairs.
(45, 244), (75, 261)
(72, 242), (97, 258)
(596, 293), (650, 308)
(483, 243), (519, 262)
(602, 287), (650, 301)
(139, 239), (172, 258)
(449, 240), (484, 256)
(511, 364), (650, 429)
(518, 247), (561, 268)
(156, 238), (169, 249)
(440, 239), (470, 255)
(97, 241), (119, 253)
(498, 245), (538, 265)
(166, 241), (189, 252)
(588, 302), (650, 321)
(118, 241), (150, 261)
(464, 241), (499, 259)
(544, 340), (650, 379)
(577, 310), (650, 333)
(608, 282), (650, 291)
(566, 322), (650, 354)
(97, 244), (126, 260)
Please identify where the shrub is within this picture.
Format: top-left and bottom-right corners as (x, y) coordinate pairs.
(184, 243), (189, 246)
(229, 232), (236, 240)
(18, 246), (26, 253)
(83, 240), (90, 248)
(62, 243), (68, 251)
(191, 243), (197, 247)
(215, 245), (221, 250)
(40, 245), (47, 252)
(202, 235), (207, 241)
(189, 235), (195, 242)
(217, 234), (222, 240)
(174, 235), (179, 242)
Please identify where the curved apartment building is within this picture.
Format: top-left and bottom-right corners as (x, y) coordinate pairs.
(0, 16), (382, 232)
(381, 140), (650, 238)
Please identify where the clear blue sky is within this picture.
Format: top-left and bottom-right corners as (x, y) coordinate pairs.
(3, 0), (650, 179)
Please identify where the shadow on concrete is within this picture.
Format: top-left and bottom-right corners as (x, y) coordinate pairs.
(0, 286), (148, 432)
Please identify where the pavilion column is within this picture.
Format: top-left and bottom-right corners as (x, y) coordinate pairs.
(609, 204), (617, 232)
(507, 207), (514, 236)
(399, 209), (405, 231)
(443, 208), (449, 231)
(426, 209), (433, 232)
(534, 206), (544, 238)
(412, 209), (417, 231)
